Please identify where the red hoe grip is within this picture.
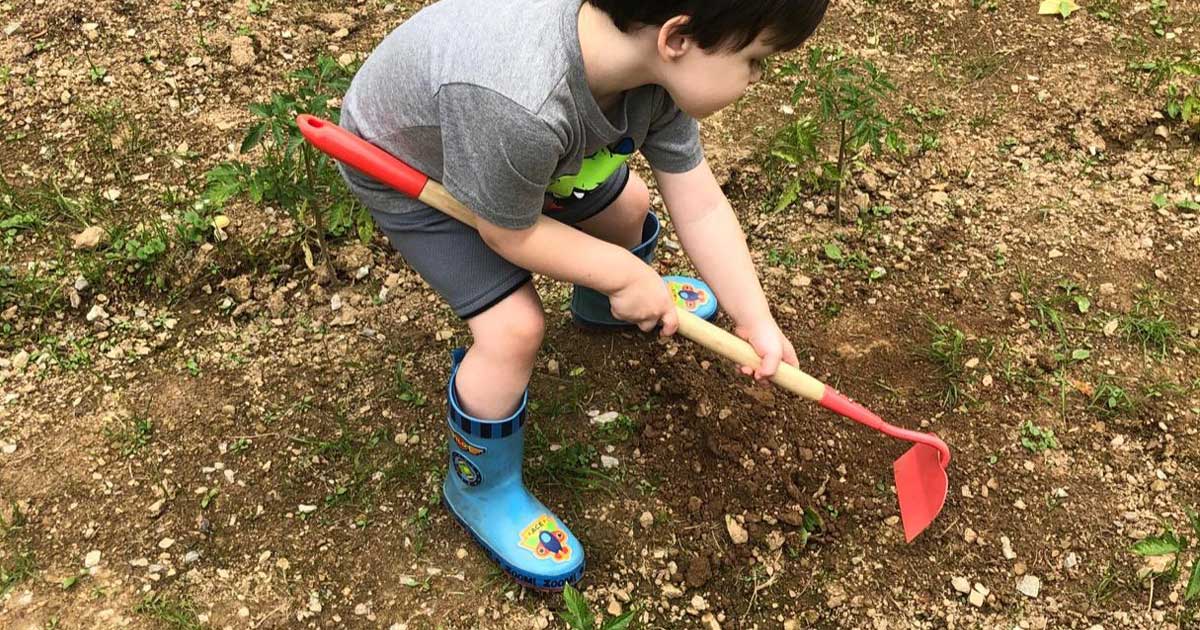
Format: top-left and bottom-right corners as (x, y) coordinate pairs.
(296, 114), (429, 199)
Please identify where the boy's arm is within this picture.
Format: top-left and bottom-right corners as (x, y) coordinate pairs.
(477, 218), (679, 334)
(653, 158), (799, 377)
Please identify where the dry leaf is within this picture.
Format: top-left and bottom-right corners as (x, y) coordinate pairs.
(1038, 0), (1080, 18)
(71, 226), (107, 250)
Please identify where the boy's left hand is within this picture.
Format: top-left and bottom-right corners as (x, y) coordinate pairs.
(735, 317), (800, 382)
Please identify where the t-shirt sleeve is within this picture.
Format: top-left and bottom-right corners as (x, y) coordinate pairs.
(437, 83), (561, 230)
(639, 88), (705, 174)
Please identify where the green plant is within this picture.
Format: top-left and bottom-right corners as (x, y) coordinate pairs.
(924, 320), (970, 408)
(559, 583), (636, 630)
(1128, 51), (1199, 132)
(1, 503), (35, 597)
(1130, 509), (1200, 602)
(1123, 291), (1180, 358)
(1149, 0), (1171, 37)
(203, 55), (370, 271)
(773, 48), (904, 216)
(1091, 380), (1134, 416)
(1019, 420), (1059, 453)
(133, 593), (207, 630)
(392, 359), (428, 408)
(104, 415), (154, 457)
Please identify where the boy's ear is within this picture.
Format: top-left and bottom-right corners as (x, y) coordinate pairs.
(656, 14), (694, 61)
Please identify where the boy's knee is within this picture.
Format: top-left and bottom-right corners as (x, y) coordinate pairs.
(619, 173), (651, 221)
(489, 306), (545, 358)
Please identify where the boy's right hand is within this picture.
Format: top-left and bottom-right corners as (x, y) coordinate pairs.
(609, 265), (679, 336)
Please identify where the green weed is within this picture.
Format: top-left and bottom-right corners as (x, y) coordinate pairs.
(392, 359), (428, 408)
(104, 415), (154, 457)
(133, 593), (206, 630)
(1019, 420), (1059, 453)
(1123, 291), (1180, 358)
(1130, 509), (1200, 602)
(0, 503), (35, 597)
(924, 320), (971, 408)
(559, 583), (636, 630)
(1091, 380), (1135, 416)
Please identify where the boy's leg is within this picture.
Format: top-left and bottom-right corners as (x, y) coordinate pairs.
(455, 283), (543, 419)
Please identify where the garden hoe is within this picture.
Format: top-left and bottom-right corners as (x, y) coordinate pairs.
(296, 114), (952, 542)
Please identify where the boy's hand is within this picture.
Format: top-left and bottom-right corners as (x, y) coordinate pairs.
(609, 265), (679, 336)
(735, 317), (799, 381)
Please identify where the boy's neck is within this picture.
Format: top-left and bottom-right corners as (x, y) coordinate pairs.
(577, 2), (657, 110)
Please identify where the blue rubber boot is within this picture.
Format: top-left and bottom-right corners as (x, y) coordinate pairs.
(571, 212), (719, 328)
(441, 348), (585, 591)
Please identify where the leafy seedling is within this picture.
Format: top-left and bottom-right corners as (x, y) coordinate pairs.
(1130, 509), (1200, 602)
(559, 583), (636, 630)
(1019, 420), (1059, 453)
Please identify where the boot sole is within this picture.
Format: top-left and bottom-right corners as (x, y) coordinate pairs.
(441, 495), (585, 592)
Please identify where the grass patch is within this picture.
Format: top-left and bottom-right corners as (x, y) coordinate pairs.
(133, 593), (206, 630)
(1091, 379), (1135, 416)
(1, 502), (36, 597)
(923, 319), (972, 408)
(103, 415), (154, 457)
(527, 426), (616, 498)
(1123, 290), (1180, 358)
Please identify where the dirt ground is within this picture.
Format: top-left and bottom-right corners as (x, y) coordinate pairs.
(2, 0), (1200, 629)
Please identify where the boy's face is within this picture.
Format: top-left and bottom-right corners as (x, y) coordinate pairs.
(659, 31), (777, 120)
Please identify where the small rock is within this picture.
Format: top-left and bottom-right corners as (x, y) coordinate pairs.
(607, 599), (622, 616)
(591, 411), (619, 426)
(1064, 552), (1079, 569)
(725, 515), (749, 544)
(662, 584), (684, 598)
(963, 527), (978, 544)
(158, 537), (175, 550)
(1103, 319), (1120, 337)
(791, 274), (812, 288)
(638, 511), (654, 529)
(86, 305), (109, 322)
(71, 226), (107, 250)
(600, 455), (619, 469)
(298, 504), (318, 514)
(952, 576), (971, 594)
(1017, 575), (1041, 598)
(84, 550), (102, 568)
(968, 589), (986, 607)
(690, 594), (708, 611)
(1001, 536), (1016, 560)
(10, 350), (29, 371)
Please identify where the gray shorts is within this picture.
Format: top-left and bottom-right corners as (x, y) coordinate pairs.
(342, 163), (632, 319)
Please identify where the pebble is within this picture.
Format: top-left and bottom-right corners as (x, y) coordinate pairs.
(952, 576), (971, 594)
(298, 504), (318, 513)
(158, 537), (175, 550)
(10, 350), (29, 371)
(963, 527), (978, 544)
(1001, 536), (1016, 560)
(590, 411), (619, 426)
(1017, 575), (1041, 598)
(662, 584), (684, 598)
(725, 515), (749, 544)
(84, 550), (102, 568)
(638, 511), (654, 529)
(600, 455), (619, 469)
(607, 599), (622, 616)
(455, 548), (467, 559)
(1064, 552), (1079, 569)
(86, 305), (109, 322)
(691, 594), (709, 611)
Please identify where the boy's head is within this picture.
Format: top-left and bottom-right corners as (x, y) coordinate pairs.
(586, 0), (829, 118)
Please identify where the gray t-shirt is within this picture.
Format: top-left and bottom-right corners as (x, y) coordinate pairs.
(340, 0), (704, 229)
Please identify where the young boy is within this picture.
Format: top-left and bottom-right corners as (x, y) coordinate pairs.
(338, 0), (827, 590)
